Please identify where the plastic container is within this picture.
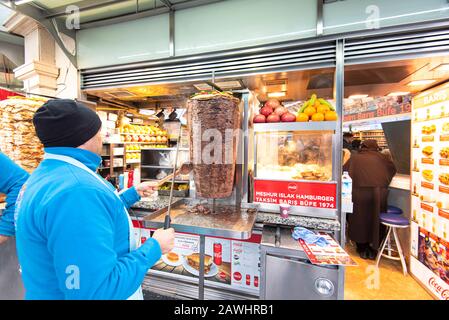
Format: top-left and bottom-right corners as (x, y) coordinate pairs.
(342, 171), (352, 200)
(279, 203), (291, 218)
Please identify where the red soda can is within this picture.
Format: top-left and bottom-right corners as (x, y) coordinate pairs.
(213, 242), (222, 265)
(254, 276), (259, 287)
(246, 274), (251, 285)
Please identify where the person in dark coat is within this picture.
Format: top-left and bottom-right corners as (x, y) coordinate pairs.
(351, 139), (361, 153)
(343, 132), (354, 150)
(344, 139), (397, 260)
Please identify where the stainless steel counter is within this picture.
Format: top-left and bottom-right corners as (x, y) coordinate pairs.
(132, 197), (341, 233)
(260, 226), (343, 300)
(140, 199), (258, 240)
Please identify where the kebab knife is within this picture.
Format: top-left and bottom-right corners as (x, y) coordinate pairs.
(164, 123), (183, 229)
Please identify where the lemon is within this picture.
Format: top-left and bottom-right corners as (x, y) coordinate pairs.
(317, 105), (330, 114)
(304, 106), (317, 117)
(324, 111), (338, 121)
(311, 113), (325, 121)
(296, 113), (309, 122)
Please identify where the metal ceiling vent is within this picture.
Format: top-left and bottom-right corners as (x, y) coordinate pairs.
(81, 39), (336, 89)
(345, 26), (449, 65)
(106, 90), (137, 98)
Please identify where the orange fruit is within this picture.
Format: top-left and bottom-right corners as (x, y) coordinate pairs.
(296, 113), (309, 122)
(317, 105), (330, 114)
(314, 101), (321, 108)
(304, 106), (317, 117)
(311, 113), (325, 121)
(324, 110), (338, 121)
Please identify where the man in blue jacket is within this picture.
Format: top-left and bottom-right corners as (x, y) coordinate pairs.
(0, 152), (29, 244)
(15, 99), (174, 300)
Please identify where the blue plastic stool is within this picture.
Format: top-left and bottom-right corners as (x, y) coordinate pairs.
(376, 213), (410, 276)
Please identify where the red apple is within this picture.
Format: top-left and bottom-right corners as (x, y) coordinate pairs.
(265, 99), (281, 109)
(267, 114), (281, 123)
(260, 106), (273, 117)
(281, 112), (296, 122)
(274, 106), (287, 116)
(253, 114), (266, 123)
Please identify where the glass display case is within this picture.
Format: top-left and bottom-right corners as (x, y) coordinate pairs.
(255, 130), (333, 182)
(251, 121), (338, 217)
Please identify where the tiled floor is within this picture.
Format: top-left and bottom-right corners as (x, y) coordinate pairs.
(344, 243), (434, 300)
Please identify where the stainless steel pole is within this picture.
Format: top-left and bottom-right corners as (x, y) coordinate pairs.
(335, 38), (346, 300)
(198, 235), (206, 300)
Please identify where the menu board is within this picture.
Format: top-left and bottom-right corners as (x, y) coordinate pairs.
(132, 220), (261, 295)
(410, 84), (449, 299)
(298, 233), (357, 266)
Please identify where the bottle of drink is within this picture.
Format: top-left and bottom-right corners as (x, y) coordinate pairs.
(342, 171), (352, 201)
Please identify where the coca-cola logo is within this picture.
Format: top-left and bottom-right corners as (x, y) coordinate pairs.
(233, 272), (242, 281)
(428, 277), (449, 300)
(288, 183), (297, 192)
(443, 290), (449, 300)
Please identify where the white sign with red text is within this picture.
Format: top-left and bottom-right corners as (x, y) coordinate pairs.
(410, 257), (449, 300)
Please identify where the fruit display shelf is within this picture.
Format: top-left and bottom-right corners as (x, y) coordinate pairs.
(253, 121), (337, 132)
(120, 133), (166, 136)
(122, 142), (169, 145)
(140, 147), (189, 151)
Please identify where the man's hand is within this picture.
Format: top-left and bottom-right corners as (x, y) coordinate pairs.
(0, 235), (10, 246)
(152, 228), (175, 254)
(135, 181), (159, 198)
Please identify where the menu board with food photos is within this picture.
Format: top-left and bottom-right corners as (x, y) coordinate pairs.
(411, 84), (449, 299)
(131, 220), (261, 296)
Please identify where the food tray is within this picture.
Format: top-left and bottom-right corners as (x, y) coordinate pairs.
(142, 199), (259, 239)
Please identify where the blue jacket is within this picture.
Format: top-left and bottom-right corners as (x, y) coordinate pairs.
(0, 152), (29, 236)
(15, 147), (162, 300)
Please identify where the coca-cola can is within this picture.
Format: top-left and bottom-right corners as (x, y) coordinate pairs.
(213, 242), (222, 265)
(246, 274), (251, 285)
(254, 276), (259, 287)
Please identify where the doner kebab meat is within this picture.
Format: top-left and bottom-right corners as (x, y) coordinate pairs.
(187, 91), (240, 198)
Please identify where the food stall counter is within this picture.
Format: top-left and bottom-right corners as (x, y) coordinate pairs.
(389, 174), (411, 191)
(133, 198), (258, 300)
(140, 199), (258, 239)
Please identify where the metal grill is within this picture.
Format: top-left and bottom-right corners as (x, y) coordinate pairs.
(81, 40), (337, 89)
(345, 27), (449, 65)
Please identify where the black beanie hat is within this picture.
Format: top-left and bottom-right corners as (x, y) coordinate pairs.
(33, 99), (102, 148)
